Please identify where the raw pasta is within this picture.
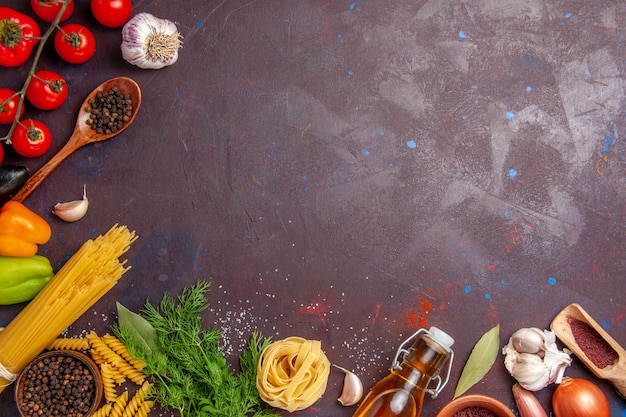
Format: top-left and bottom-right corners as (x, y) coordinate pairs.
(134, 400), (154, 417)
(120, 381), (152, 417)
(100, 363), (119, 403)
(102, 334), (147, 370)
(110, 391), (129, 417)
(91, 403), (113, 417)
(47, 337), (90, 351)
(256, 336), (331, 412)
(0, 225), (136, 392)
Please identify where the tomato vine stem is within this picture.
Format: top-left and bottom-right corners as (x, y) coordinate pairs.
(0, 1), (71, 145)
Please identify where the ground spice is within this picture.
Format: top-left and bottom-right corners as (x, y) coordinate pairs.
(567, 315), (618, 369)
(453, 406), (498, 417)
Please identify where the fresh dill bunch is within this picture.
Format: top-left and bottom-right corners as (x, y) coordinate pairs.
(114, 280), (278, 417)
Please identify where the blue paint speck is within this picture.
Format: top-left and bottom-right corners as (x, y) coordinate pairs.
(484, 294), (491, 300)
(503, 211), (509, 217)
(621, 409), (626, 417)
(526, 86), (532, 92)
(462, 115), (467, 120)
(407, 140), (417, 149)
(379, 130), (385, 137)
(500, 279), (506, 285)
(601, 319), (611, 330)
(506, 111), (515, 120)
(461, 252), (467, 258)
(347, 70), (353, 77)
(197, 21), (203, 28)
(565, 12), (573, 18)
(602, 130), (616, 153)
(464, 285), (472, 294)
(301, 175), (307, 181)
(363, 150), (370, 156)
(458, 30), (467, 39)
(337, 33), (342, 39)
(507, 169), (518, 179)
(548, 277), (557, 286)
(349, 2), (356, 10)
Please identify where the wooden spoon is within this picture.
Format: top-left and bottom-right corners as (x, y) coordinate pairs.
(551, 303), (626, 397)
(11, 77), (142, 203)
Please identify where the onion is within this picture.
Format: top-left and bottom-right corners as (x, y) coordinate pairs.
(552, 377), (610, 417)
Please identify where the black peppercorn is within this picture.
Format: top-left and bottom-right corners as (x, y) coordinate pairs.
(18, 353), (97, 417)
(85, 86), (133, 134)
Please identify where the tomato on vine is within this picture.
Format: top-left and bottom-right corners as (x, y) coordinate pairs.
(30, 0), (74, 23)
(10, 119), (52, 158)
(91, 0), (132, 28)
(26, 70), (68, 110)
(0, 88), (24, 125)
(54, 23), (96, 64)
(0, 7), (41, 67)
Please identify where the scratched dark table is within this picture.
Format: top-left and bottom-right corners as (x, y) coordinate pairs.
(1, 1), (624, 416)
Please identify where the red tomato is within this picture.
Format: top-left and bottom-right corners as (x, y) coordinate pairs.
(30, 0), (74, 23)
(26, 70), (68, 110)
(0, 88), (24, 125)
(90, 0), (132, 28)
(11, 119), (52, 158)
(0, 7), (41, 67)
(54, 24), (96, 64)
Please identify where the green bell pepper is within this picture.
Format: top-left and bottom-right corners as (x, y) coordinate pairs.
(0, 254), (54, 305)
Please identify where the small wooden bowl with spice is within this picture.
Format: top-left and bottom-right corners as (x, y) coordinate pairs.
(551, 303), (626, 398)
(435, 394), (515, 417)
(15, 350), (103, 417)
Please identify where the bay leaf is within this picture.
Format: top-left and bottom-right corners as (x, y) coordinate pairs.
(453, 324), (500, 398)
(116, 301), (163, 356)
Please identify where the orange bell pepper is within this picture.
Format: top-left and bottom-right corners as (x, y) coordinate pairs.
(0, 201), (51, 257)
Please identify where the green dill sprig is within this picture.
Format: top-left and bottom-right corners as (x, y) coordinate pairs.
(113, 280), (277, 417)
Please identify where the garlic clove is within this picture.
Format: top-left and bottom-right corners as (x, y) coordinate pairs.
(53, 184), (89, 222)
(510, 328), (547, 355)
(333, 364), (363, 406)
(508, 352), (551, 391)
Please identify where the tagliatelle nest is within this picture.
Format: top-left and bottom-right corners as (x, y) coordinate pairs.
(256, 336), (331, 412)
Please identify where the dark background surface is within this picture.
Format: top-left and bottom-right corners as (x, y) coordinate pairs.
(1, 0), (624, 416)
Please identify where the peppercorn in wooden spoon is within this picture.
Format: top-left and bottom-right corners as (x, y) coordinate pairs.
(11, 77), (141, 203)
(551, 303), (626, 398)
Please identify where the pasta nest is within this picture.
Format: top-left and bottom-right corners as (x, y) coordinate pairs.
(256, 336), (331, 412)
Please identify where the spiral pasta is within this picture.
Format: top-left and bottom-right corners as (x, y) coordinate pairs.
(47, 337), (90, 351)
(91, 403), (112, 417)
(100, 363), (119, 403)
(134, 400), (154, 417)
(110, 391), (129, 417)
(121, 381), (152, 417)
(102, 334), (147, 370)
(256, 336), (331, 412)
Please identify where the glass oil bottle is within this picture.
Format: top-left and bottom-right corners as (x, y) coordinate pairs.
(352, 326), (455, 417)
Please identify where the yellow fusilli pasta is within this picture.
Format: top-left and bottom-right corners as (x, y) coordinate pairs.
(47, 337), (90, 351)
(91, 402), (113, 417)
(133, 400), (154, 417)
(109, 391), (129, 417)
(102, 334), (147, 370)
(100, 363), (118, 403)
(113, 359), (145, 385)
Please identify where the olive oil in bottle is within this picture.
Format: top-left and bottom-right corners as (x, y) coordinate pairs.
(352, 327), (454, 417)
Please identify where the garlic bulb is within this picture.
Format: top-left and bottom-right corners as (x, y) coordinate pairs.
(121, 13), (182, 69)
(52, 184), (88, 222)
(503, 327), (572, 391)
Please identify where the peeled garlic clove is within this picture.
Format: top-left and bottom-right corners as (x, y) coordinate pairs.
(334, 365), (363, 406)
(510, 328), (547, 354)
(53, 185), (89, 222)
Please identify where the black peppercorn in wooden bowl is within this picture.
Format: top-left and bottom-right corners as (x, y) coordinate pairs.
(15, 350), (103, 417)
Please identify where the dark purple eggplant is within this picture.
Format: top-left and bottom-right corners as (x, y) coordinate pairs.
(0, 165), (29, 205)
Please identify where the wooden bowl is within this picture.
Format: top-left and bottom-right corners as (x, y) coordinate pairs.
(15, 350), (103, 417)
(435, 394), (516, 417)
